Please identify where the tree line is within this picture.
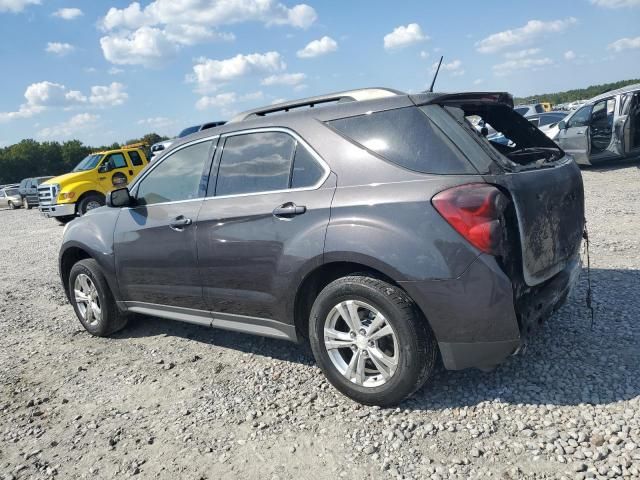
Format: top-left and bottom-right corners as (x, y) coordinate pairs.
(514, 78), (640, 105)
(0, 133), (168, 185)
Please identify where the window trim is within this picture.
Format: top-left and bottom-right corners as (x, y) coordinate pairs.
(209, 127), (330, 200)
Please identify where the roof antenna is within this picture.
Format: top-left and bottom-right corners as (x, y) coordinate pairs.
(428, 56), (444, 93)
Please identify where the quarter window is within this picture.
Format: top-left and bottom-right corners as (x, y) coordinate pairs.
(128, 150), (144, 166)
(215, 132), (296, 196)
(136, 140), (213, 205)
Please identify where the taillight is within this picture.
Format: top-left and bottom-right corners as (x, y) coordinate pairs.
(432, 184), (508, 256)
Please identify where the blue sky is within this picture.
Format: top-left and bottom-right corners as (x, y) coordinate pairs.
(0, 0), (639, 146)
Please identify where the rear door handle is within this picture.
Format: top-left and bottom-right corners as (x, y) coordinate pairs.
(129, 170), (133, 175)
(273, 202), (306, 218)
(169, 215), (192, 231)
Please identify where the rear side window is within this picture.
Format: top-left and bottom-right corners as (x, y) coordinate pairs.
(327, 107), (475, 174)
(291, 145), (325, 188)
(128, 150), (144, 166)
(215, 132), (296, 196)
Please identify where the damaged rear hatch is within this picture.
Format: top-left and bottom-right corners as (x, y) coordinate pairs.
(414, 92), (585, 286)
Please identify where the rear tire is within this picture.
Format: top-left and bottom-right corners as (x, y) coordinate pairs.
(78, 194), (104, 216)
(309, 275), (437, 406)
(68, 259), (128, 337)
(8, 201), (17, 210)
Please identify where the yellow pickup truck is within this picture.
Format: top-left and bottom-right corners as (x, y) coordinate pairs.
(38, 143), (149, 223)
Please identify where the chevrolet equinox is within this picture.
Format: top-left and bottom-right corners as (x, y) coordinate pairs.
(59, 88), (584, 406)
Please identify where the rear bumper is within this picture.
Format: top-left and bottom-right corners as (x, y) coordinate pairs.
(39, 203), (75, 217)
(400, 253), (580, 370)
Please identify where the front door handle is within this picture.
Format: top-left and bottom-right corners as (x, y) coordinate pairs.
(273, 202), (307, 218)
(169, 215), (193, 231)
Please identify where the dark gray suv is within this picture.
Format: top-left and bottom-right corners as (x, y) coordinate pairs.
(59, 88), (584, 406)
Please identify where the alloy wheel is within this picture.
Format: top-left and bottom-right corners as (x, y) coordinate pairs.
(74, 273), (101, 326)
(323, 300), (399, 387)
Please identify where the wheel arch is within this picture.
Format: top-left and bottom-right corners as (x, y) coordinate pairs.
(59, 246), (92, 301)
(293, 260), (432, 343)
(76, 190), (105, 209)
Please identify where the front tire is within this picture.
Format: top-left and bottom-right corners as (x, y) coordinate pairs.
(54, 216), (75, 225)
(8, 201), (17, 210)
(78, 194), (104, 216)
(309, 275), (437, 406)
(69, 259), (128, 336)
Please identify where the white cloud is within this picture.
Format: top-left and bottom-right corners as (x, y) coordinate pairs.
(475, 18), (577, 53)
(189, 52), (285, 93)
(608, 36), (640, 51)
(431, 59), (464, 76)
(492, 57), (553, 76)
(420, 50), (429, 59)
(384, 23), (428, 50)
(45, 42), (75, 56)
(108, 67), (124, 75)
(52, 7), (83, 20)
(0, 81), (127, 122)
(564, 50), (576, 60)
(297, 36), (338, 58)
(99, 0), (316, 66)
(504, 48), (541, 59)
(100, 27), (179, 67)
(89, 82), (128, 107)
(137, 116), (174, 130)
(38, 113), (100, 140)
(591, 0), (640, 7)
(195, 91), (264, 110)
(0, 0), (39, 13)
(261, 72), (306, 85)
(473, 78), (484, 85)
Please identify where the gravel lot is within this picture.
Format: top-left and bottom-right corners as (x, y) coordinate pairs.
(1, 161), (639, 480)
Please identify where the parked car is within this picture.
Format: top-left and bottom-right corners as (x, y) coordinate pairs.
(556, 83), (640, 165)
(0, 186), (22, 209)
(18, 176), (53, 209)
(514, 103), (545, 116)
(58, 87), (584, 406)
(38, 143), (149, 223)
(526, 111), (569, 140)
(150, 121), (226, 160)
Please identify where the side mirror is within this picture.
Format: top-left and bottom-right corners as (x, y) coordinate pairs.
(106, 187), (132, 208)
(98, 163), (111, 173)
(558, 120), (566, 130)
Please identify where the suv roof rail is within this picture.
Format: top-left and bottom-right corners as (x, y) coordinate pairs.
(228, 87), (405, 123)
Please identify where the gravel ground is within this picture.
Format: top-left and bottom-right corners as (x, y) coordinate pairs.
(1, 161), (639, 480)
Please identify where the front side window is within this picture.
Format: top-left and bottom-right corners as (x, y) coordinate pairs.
(215, 132), (296, 196)
(106, 153), (128, 169)
(567, 106), (591, 128)
(136, 140), (213, 205)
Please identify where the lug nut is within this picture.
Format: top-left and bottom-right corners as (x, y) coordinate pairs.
(350, 345), (357, 352)
(349, 331), (356, 338)
(359, 329), (366, 336)
(368, 341), (375, 347)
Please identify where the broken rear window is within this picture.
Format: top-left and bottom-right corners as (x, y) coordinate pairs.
(425, 103), (564, 169)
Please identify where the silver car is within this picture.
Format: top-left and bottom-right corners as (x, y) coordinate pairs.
(556, 83), (640, 165)
(0, 187), (22, 209)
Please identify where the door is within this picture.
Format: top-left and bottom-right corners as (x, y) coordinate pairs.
(0, 190), (6, 208)
(97, 152), (135, 192)
(114, 138), (216, 312)
(196, 129), (334, 331)
(557, 105), (591, 164)
(589, 97), (617, 159)
(619, 92), (640, 154)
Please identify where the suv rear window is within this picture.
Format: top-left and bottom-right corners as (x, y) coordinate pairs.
(327, 107), (475, 174)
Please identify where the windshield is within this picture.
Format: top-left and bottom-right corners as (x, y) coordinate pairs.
(178, 125), (200, 138)
(73, 154), (103, 172)
(5, 188), (19, 196)
(514, 107), (529, 115)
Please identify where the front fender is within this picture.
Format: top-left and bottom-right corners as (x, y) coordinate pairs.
(57, 181), (101, 204)
(59, 208), (122, 300)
